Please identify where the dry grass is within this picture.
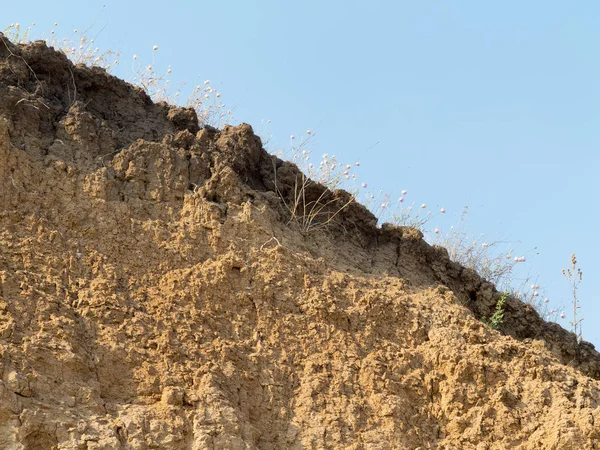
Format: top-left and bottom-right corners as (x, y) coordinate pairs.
(3, 22), (577, 333)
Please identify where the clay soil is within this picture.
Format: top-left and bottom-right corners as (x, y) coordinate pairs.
(1, 36), (599, 450)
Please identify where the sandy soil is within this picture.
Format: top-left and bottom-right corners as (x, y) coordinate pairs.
(0, 35), (599, 449)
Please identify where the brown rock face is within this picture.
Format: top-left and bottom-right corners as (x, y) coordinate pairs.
(1, 35), (599, 449)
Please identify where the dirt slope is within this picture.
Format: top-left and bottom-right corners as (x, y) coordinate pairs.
(1, 35), (599, 450)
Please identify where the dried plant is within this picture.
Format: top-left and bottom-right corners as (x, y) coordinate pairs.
(3, 22), (33, 43)
(3, 22), (576, 331)
(562, 253), (584, 342)
(432, 207), (526, 288)
(272, 133), (357, 232)
(3, 23), (232, 128)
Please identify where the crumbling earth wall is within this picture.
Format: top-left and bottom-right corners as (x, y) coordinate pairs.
(0, 35), (599, 449)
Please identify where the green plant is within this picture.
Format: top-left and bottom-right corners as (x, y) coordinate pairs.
(429, 206), (569, 324)
(562, 253), (583, 342)
(482, 292), (508, 330)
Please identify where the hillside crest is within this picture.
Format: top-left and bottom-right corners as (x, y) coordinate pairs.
(1, 35), (599, 449)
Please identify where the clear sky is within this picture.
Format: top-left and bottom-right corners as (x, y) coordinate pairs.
(4, 1), (599, 347)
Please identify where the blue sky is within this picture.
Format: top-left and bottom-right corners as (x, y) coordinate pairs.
(4, 1), (599, 347)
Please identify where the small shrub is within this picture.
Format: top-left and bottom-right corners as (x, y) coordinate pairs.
(482, 292), (508, 330)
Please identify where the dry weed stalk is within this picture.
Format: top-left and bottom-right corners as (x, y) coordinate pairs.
(562, 253), (583, 342)
(3, 23), (233, 128)
(274, 163), (355, 233)
(433, 207), (525, 288)
(270, 132), (357, 232)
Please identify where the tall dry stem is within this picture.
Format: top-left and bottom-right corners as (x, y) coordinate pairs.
(562, 253), (583, 342)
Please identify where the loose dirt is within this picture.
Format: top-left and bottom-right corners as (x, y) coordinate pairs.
(1, 35), (599, 449)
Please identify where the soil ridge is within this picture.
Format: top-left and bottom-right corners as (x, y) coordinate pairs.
(1, 35), (599, 449)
